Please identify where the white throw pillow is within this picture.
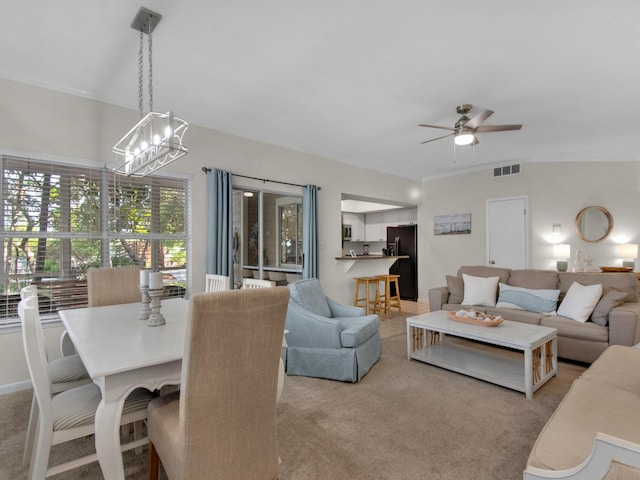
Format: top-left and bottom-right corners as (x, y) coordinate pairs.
(557, 282), (603, 323)
(461, 274), (500, 307)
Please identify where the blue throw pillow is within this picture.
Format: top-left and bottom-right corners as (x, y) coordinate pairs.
(496, 283), (560, 314)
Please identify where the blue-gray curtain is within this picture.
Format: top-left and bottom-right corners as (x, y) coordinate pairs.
(303, 185), (318, 279)
(206, 169), (234, 284)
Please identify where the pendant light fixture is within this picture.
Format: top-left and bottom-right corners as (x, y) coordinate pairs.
(113, 7), (189, 177)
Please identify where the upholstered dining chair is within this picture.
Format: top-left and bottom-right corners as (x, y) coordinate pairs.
(242, 278), (275, 288)
(19, 286), (91, 466)
(147, 287), (290, 480)
(87, 266), (142, 307)
(18, 297), (155, 479)
(204, 273), (231, 292)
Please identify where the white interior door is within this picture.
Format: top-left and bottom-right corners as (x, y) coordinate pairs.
(486, 196), (528, 269)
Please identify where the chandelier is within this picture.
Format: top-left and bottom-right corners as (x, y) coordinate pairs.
(113, 7), (189, 177)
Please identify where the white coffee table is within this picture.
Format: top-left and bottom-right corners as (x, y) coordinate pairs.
(406, 310), (558, 399)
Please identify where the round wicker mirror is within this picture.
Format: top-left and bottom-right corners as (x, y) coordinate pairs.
(575, 206), (613, 243)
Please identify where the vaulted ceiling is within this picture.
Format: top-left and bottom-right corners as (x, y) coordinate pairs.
(2, 1), (638, 179)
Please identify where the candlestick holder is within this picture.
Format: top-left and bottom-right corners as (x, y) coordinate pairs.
(147, 288), (166, 327)
(138, 285), (151, 321)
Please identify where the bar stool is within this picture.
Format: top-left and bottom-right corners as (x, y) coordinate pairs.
(353, 276), (380, 315)
(376, 274), (402, 318)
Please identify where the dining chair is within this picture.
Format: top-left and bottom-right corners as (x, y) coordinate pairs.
(242, 278), (275, 288)
(147, 287), (290, 480)
(18, 296), (156, 479)
(20, 286), (91, 466)
(87, 266), (142, 307)
(204, 274), (231, 292)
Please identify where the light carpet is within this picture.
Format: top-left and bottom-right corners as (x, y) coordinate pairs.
(1, 312), (585, 479)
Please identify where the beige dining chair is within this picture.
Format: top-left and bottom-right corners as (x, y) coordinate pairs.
(20, 286), (91, 466)
(87, 266), (142, 307)
(204, 274), (231, 292)
(18, 297), (155, 479)
(242, 278), (275, 288)
(147, 287), (290, 480)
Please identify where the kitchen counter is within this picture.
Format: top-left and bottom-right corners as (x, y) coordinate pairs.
(334, 255), (408, 272)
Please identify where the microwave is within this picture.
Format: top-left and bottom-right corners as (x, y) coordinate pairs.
(343, 224), (352, 240)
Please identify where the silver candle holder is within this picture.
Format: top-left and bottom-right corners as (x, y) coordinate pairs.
(147, 288), (166, 327)
(138, 285), (151, 321)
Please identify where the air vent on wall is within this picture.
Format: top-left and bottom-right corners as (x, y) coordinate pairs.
(493, 164), (520, 177)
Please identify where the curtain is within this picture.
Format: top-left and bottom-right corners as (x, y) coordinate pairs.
(303, 185), (318, 279)
(206, 169), (234, 284)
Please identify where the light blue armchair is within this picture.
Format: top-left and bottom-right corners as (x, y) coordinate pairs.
(285, 279), (381, 382)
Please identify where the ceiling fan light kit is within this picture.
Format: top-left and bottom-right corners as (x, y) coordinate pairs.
(419, 104), (522, 150)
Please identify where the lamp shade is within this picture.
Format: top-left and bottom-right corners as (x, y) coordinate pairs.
(553, 243), (570, 260)
(618, 244), (638, 260)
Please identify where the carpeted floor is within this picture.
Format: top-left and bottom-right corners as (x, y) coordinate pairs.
(1, 307), (585, 479)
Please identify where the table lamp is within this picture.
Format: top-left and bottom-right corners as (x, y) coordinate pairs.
(618, 243), (638, 270)
(553, 244), (570, 272)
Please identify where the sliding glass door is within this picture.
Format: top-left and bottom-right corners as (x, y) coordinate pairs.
(232, 188), (303, 283)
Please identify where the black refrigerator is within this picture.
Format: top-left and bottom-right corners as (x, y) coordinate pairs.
(387, 224), (418, 301)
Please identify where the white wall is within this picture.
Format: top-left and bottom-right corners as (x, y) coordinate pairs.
(419, 161), (640, 298)
(0, 78), (421, 390)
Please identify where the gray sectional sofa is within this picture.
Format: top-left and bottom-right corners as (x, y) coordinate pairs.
(428, 266), (640, 363)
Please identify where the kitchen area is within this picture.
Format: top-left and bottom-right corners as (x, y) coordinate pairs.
(339, 198), (418, 301)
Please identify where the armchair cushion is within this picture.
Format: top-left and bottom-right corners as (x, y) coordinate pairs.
(288, 278), (332, 317)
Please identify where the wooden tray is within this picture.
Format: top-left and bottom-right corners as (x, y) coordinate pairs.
(600, 266), (633, 273)
(447, 311), (504, 327)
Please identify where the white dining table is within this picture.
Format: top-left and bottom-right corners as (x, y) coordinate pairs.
(59, 298), (188, 480)
(59, 297), (286, 480)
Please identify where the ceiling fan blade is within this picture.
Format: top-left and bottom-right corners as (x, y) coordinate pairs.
(418, 124), (456, 132)
(474, 124), (522, 133)
(463, 108), (494, 129)
(420, 132), (455, 144)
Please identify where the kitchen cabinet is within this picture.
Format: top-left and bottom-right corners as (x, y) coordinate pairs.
(398, 207), (417, 224)
(343, 212), (365, 241)
(364, 213), (383, 241)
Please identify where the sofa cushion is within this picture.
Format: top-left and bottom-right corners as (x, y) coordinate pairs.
(591, 287), (627, 326)
(558, 272), (638, 302)
(579, 345), (640, 392)
(288, 279), (332, 318)
(461, 274), (499, 307)
(485, 307), (544, 325)
(508, 269), (559, 290)
(557, 282), (602, 323)
(527, 378), (640, 471)
(446, 275), (464, 304)
(339, 316), (380, 347)
(496, 283), (560, 313)
(540, 316), (608, 343)
(457, 266), (511, 284)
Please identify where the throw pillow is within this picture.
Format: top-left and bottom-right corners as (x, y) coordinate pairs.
(496, 283), (560, 314)
(446, 275), (464, 304)
(557, 282), (603, 323)
(461, 274), (499, 307)
(591, 287), (627, 326)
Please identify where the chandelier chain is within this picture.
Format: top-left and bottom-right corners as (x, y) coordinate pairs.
(137, 29), (144, 119)
(147, 16), (153, 113)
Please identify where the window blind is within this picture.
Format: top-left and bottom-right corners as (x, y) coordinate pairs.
(0, 155), (189, 325)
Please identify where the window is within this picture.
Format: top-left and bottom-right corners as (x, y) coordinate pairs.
(232, 189), (303, 280)
(0, 155), (189, 325)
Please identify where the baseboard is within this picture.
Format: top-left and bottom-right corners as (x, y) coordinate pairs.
(0, 379), (32, 396)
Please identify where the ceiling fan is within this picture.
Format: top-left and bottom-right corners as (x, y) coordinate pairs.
(419, 104), (522, 146)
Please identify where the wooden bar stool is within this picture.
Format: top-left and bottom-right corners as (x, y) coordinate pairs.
(376, 274), (402, 318)
(353, 277), (380, 315)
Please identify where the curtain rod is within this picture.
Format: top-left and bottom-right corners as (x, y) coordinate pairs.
(201, 167), (320, 190)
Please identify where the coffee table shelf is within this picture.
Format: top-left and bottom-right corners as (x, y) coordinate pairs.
(407, 311), (558, 399)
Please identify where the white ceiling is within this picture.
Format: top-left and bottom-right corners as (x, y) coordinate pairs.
(2, 1), (639, 179)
